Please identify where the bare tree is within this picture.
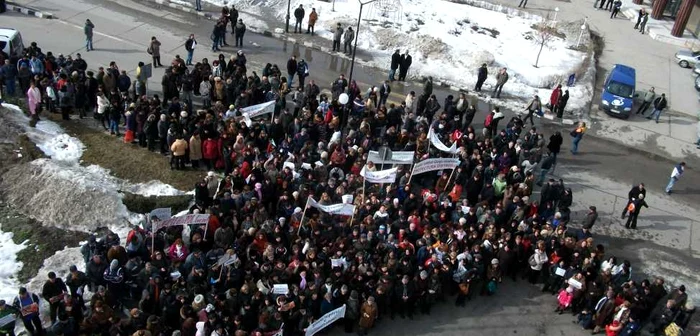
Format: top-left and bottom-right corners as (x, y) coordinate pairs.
(532, 15), (557, 68)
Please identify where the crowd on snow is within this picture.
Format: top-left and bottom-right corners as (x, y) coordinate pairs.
(0, 25), (696, 336)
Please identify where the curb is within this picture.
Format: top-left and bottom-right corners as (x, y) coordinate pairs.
(6, 2), (54, 19)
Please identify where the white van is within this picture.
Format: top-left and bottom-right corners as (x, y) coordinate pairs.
(0, 28), (25, 58)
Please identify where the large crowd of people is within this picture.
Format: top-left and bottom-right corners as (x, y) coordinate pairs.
(0, 15), (696, 336)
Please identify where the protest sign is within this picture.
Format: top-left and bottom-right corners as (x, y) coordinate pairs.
(555, 267), (566, 277)
(305, 305), (346, 336)
(428, 127), (459, 154)
(412, 158), (460, 175)
(149, 207), (172, 221)
(273, 284), (289, 295)
(154, 214), (210, 231)
(308, 197), (355, 216)
(368, 150), (414, 165)
(360, 166), (398, 184)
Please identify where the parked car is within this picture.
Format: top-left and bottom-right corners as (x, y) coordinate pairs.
(695, 75), (700, 91)
(694, 62), (700, 75)
(601, 64), (636, 119)
(675, 49), (700, 68)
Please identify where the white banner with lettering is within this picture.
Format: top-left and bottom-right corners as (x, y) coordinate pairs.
(412, 158), (460, 175)
(368, 150), (414, 164)
(305, 304), (346, 336)
(360, 166), (398, 184)
(428, 126), (459, 154)
(308, 197), (356, 216)
(240, 101), (275, 125)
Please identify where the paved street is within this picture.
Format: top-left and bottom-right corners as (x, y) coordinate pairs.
(2, 0), (700, 334)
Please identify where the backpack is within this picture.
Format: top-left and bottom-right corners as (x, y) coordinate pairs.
(528, 254), (537, 267)
(627, 202), (636, 213)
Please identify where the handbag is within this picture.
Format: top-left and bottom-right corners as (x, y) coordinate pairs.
(570, 129), (577, 137)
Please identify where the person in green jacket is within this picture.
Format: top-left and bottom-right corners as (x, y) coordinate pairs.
(0, 299), (19, 336)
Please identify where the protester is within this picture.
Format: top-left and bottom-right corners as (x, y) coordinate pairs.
(665, 161), (685, 194)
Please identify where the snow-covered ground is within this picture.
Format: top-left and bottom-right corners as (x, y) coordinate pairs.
(223, 0), (594, 114)
(0, 229), (27, 302)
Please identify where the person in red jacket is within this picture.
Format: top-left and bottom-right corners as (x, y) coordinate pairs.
(549, 84), (562, 114)
(202, 137), (218, 170)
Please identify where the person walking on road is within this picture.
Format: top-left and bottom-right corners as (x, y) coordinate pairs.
(639, 11), (649, 34)
(84, 19), (95, 52)
(523, 95), (541, 126)
(647, 93), (667, 123)
(184, 34), (196, 66)
(570, 121), (586, 155)
(286, 56), (297, 88)
(332, 23), (343, 52)
(610, 0), (622, 18)
(474, 63), (488, 91)
(583, 206), (598, 230)
(491, 68), (509, 98)
(536, 153), (555, 186)
(148, 36), (162, 67)
(624, 194), (648, 229)
(234, 19), (246, 47)
(665, 162), (685, 194)
(636, 87), (655, 115)
(634, 8), (647, 29)
(307, 8), (318, 35)
(547, 131), (563, 168)
(294, 5), (305, 33)
(621, 183), (646, 219)
(343, 27), (355, 55)
(398, 50), (412, 81)
(389, 49), (401, 81)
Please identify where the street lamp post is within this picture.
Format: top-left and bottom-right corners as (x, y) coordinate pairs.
(576, 23), (586, 48)
(552, 7), (559, 27)
(285, 0), (291, 33)
(348, 0), (379, 86)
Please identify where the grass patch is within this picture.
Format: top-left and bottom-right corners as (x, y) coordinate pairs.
(122, 192), (192, 214)
(0, 202), (89, 283)
(51, 115), (204, 191)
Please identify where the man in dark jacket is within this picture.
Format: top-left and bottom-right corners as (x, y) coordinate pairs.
(624, 194), (648, 229)
(583, 206), (598, 230)
(647, 93), (667, 123)
(621, 183), (646, 218)
(389, 50), (401, 82)
(286, 56), (297, 88)
(293, 5), (305, 33)
(234, 19), (246, 47)
(398, 51), (412, 81)
(475, 63), (488, 91)
(42, 272), (68, 324)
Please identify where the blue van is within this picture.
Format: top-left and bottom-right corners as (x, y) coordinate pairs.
(601, 64), (636, 118)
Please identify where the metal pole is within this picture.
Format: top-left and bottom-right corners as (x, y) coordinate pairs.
(333, 0), (336, 11)
(285, 0), (291, 33)
(348, 3), (363, 85)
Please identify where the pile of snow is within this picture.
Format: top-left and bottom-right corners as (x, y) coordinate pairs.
(0, 229), (27, 302)
(231, 0), (593, 113)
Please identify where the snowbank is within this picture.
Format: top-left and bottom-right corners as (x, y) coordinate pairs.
(0, 229), (27, 302)
(230, 0), (593, 113)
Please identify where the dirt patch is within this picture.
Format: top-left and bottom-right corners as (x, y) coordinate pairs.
(53, 115), (204, 191)
(0, 201), (89, 283)
(122, 192), (192, 214)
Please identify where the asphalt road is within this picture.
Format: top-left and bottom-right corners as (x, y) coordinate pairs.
(2, 0), (700, 334)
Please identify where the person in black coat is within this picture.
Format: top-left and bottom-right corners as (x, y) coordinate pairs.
(625, 194), (648, 229)
(556, 90), (569, 118)
(621, 183), (646, 218)
(293, 4), (305, 33)
(389, 50), (401, 81)
(474, 63), (488, 91)
(42, 272), (68, 324)
(398, 51), (412, 81)
(286, 56), (297, 87)
(393, 275), (416, 319)
(547, 131), (563, 164)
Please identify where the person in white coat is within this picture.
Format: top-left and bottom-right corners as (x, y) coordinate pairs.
(96, 92), (110, 130)
(665, 162), (685, 194)
(527, 241), (548, 284)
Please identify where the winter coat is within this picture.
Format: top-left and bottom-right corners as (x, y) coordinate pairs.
(548, 133), (563, 154)
(235, 22), (246, 37)
(27, 87), (42, 112)
(333, 27), (343, 41)
(148, 40), (161, 57)
(391, 52), (401, 70)
(653, 96), (667, 110)
(170, 139), (188, 156)
(202, 138), (219, 160)
(309, 11), (318, 25)
(344, 29), (355, 43)
(526, 97), (541, 112)
(358, 301), (377, 329)
(401, 54), (412, 70)
(557, 289), (574, 307)
(477, 65), (488, 81)
(294, 7), (305, 20)
(287, 58), (297, 75)
(550, 87), (562, 107)
(496, 71), (509, 85)
(189, 136), (203, 161)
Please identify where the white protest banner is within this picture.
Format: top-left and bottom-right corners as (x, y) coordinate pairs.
(155, 214), (210, 231)
(412, 158), (460, 176)
(360, 166), (398, 184)
(273, 284), (289, 295)
(428, 127), (459, 154)
(308, 197), (356, 216)
(568, 278), (582, 289)
(305, 304), (346, 336)
(241, 101), (275, 119)
(368, 150), (414, 165)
